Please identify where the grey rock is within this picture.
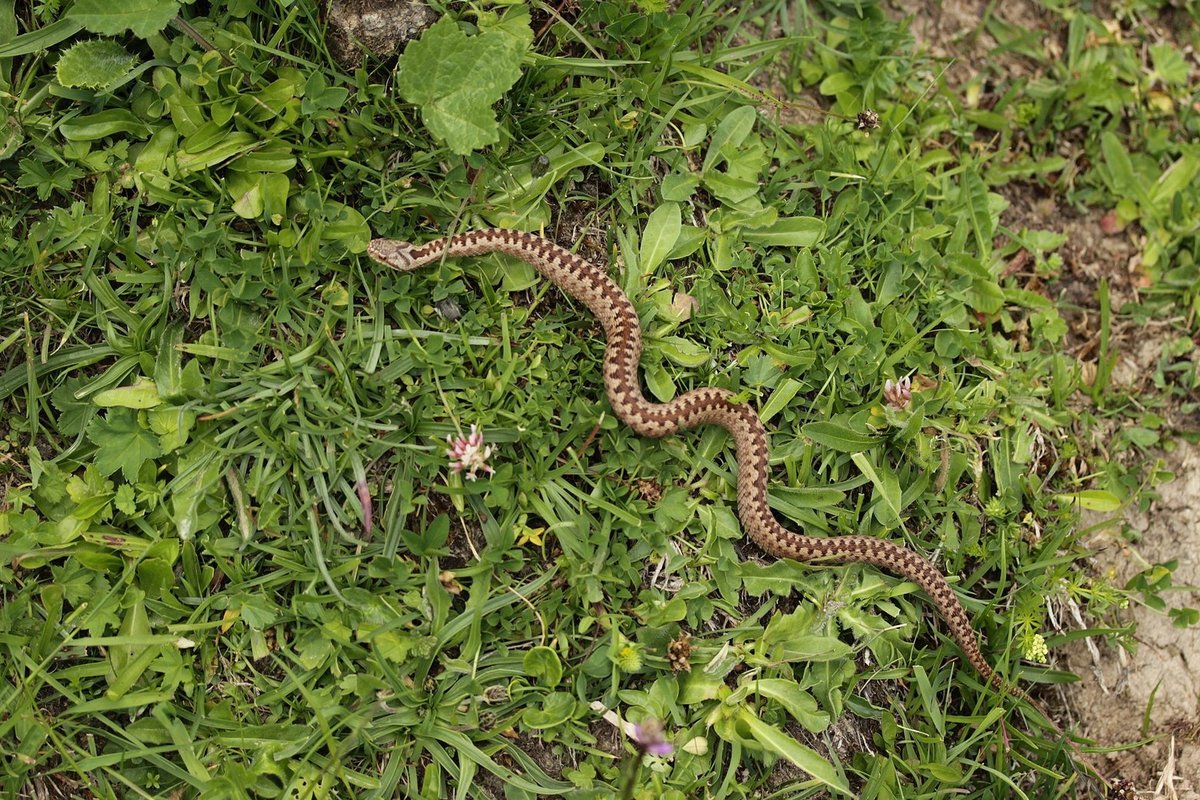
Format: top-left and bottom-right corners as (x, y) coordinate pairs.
(327, 0), (437, 68)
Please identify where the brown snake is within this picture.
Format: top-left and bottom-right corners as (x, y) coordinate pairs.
(368, 228), (1013, 695)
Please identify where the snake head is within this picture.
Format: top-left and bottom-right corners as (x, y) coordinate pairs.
(367, 238), (417, 270)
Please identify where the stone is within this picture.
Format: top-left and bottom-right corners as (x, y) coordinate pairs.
(326, 0), (436, 69)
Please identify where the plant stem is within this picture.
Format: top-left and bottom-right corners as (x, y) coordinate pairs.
(618, 751), (645, 800)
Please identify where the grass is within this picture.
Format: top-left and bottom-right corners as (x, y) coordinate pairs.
(1, 1), (1198, 797)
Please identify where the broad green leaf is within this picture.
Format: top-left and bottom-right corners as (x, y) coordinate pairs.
(175, 131), (258, 174)
(763, 632), (853, 665)
(702, 172), (759, 205)
(0, 115), (22, 162)
(740, 560), (806, 596)
(322, 202), (371, 250)
(640, 202), (681, 274)
(370, 630), (416, 662)
(134, 124), (178, 179)
(227, 171), (291, 224)
(1100, 131), (1147, 207)
(742, 217), (826, 247)
(744, 679), (829, 733)
(759, 378), (803, 422)
(521, 692), (576, 729)
(59, 109), (150, 141)
(114, 484), (137, 515)
(654, 336), (709, 368)
(148, 406), (195, 454)
(402, 512), (450, 556)
(661, 173), (699, 202)
(1150, 153), (1200, 209)
(769, 486), (847, 514)
(523, 646), (564, 688)
(670, 225), (707, 259)
(761, 610), (854, 663)
(485, 254), (536, 291)
(679, 671), (724, 704)
(738, 709), (850, 794)
(86, 409), (161, 482)
(154, 326), (184, 401)
(55, 39), (136, 89)
(1124, 426), (1159, 447)
(295, 630), (335, 670)
(1054, 489), (1122, 512)
(261, 173), (291, 225)
(229, 141), (297, 173)
(396, 7), (533, 154)
(960, 167), (992, 256)
(925, 762), (964, 782)
(228, 173), (264, 219)
(93, 378), (161, 409)
(171, 444), (225, 541)
(703, 105), (757, 172)
(67, 467), (114, 520)
(643, 360), (675, 403)
(238, 77), (297, 122)
(106, 598), (152, 697)
(69, 0), (179, 38)
(802, 420), (878, 452)
(818, 72), (855, 96)
(136, 558), (175, 598)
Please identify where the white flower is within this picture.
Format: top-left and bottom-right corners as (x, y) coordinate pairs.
(883, 376), (913, 409)
(446, 424), (495, 480)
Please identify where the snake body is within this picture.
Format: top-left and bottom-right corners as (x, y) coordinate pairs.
(368, 228), (1009, 692)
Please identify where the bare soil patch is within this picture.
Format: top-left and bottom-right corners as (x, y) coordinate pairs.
(896, 2), (1200, 796)
(1069, 444), (1200, 799)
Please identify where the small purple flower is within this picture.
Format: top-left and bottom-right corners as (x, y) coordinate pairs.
(883, 376), (912, 409)
(446, 424), (495, 480)
(631, 718), (674, 756)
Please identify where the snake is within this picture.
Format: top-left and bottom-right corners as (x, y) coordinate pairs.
(368, 227), (1012, 694)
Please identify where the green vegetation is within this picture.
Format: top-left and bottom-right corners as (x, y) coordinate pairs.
(1, 1), (1196, 797)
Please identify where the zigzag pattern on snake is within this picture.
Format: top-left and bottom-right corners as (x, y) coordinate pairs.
(368, 227), (1015, 695)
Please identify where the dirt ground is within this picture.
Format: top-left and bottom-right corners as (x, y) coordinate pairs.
(1071, 446), (1200, 799)
(897, 1), (1200, 796)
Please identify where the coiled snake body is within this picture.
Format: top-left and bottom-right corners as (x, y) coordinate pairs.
(369, 228), (1010, 693)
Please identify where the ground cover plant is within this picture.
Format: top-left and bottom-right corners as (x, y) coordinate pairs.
(1, 0), (1197, 798)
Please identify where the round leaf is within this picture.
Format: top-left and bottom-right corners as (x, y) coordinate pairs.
(523, 646), (563, 688)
